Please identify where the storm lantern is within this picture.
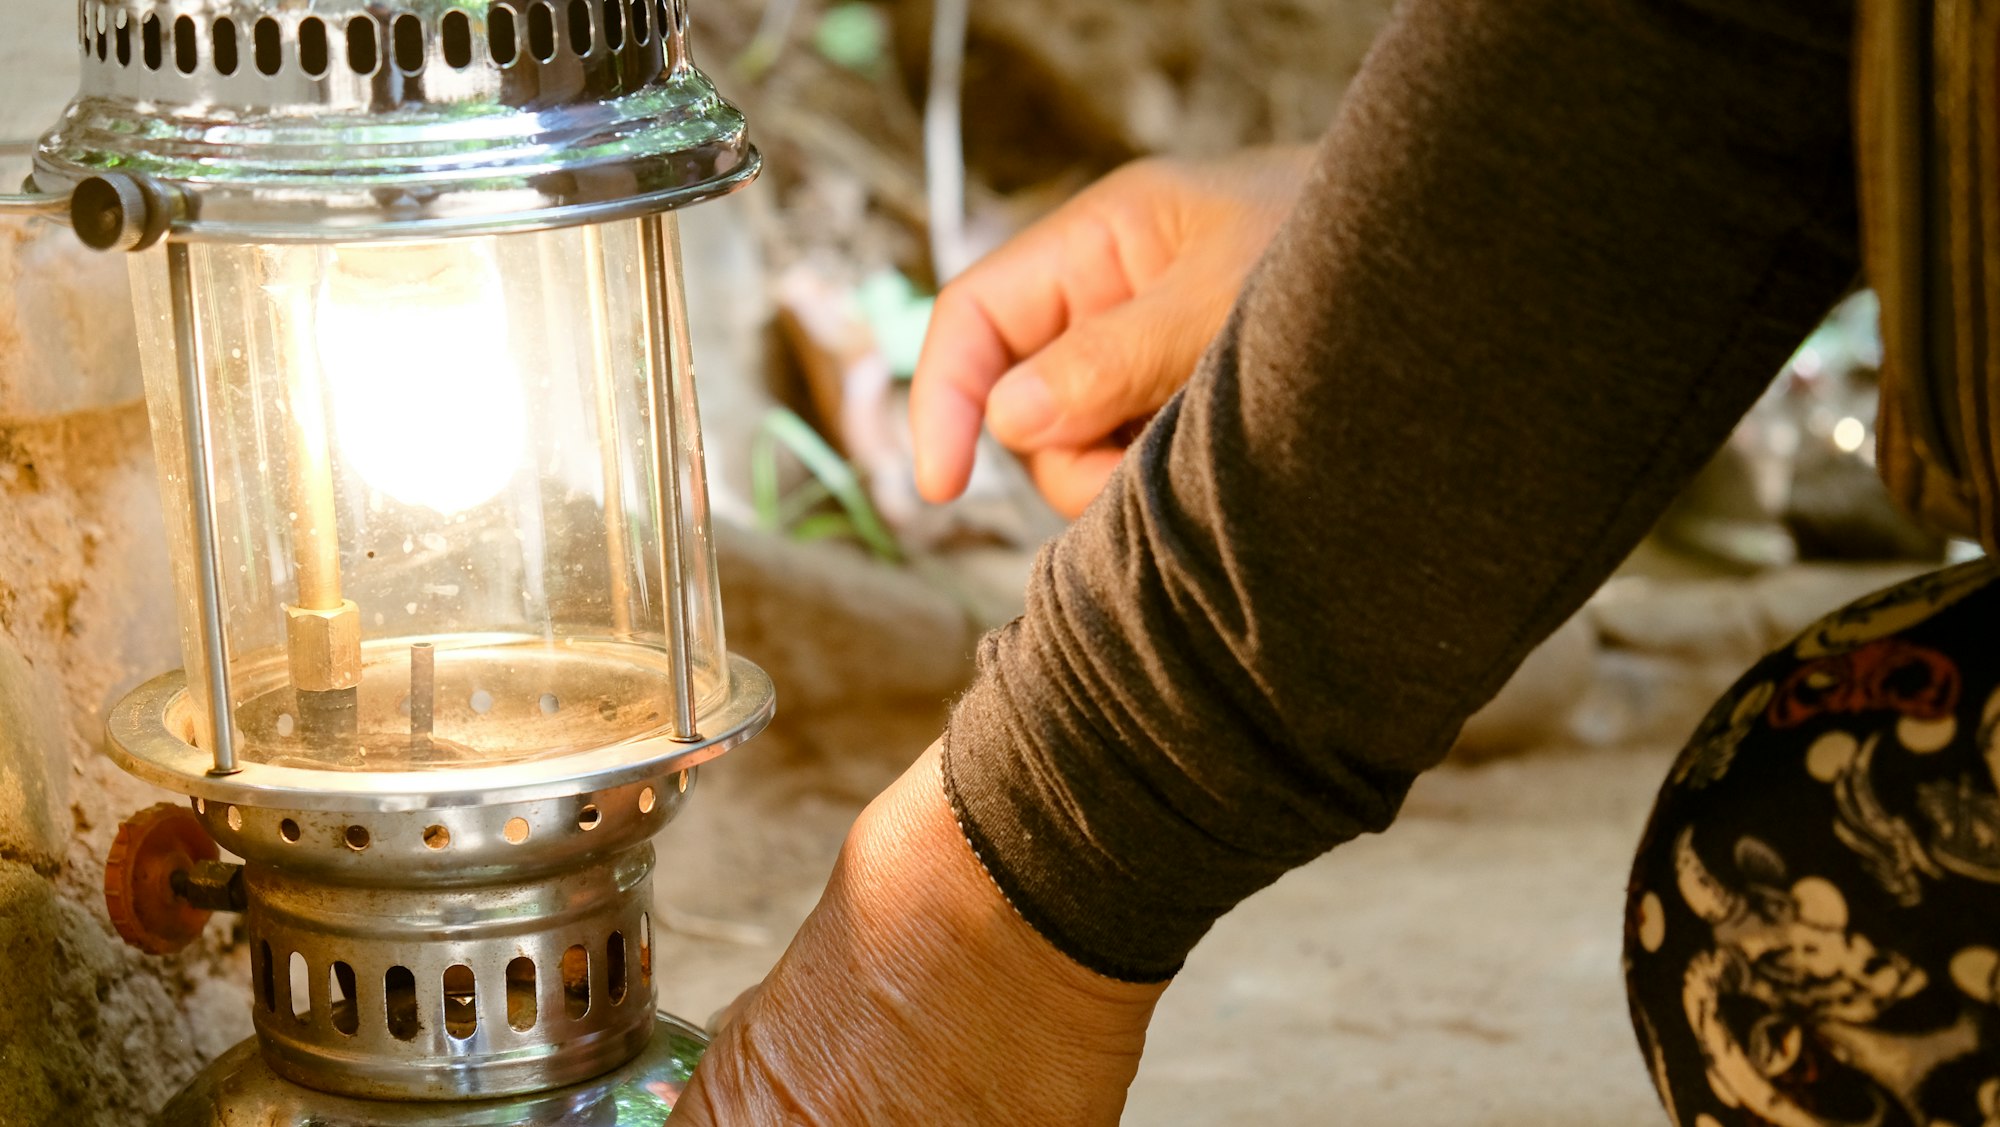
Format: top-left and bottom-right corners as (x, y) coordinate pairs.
(14, 0), (774, 1119)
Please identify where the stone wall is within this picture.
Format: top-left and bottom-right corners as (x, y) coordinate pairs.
(0, 235), (253, 1122)
(0, 16), (254, 1120)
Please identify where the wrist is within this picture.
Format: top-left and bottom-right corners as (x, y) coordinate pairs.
(835, 742), (1165, 1053)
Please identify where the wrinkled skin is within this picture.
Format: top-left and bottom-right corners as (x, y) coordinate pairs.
(671, 744), (1166, 1125)
(911, 147), (1315, 516)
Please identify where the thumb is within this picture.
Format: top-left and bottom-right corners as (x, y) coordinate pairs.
(984, 282), (1216, 452)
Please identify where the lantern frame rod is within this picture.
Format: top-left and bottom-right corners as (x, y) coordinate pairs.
(168, 242), (241, 775)
(640, 213), (699, 742)
(0, 145), (64, 217)
(0, 190), (66, 217)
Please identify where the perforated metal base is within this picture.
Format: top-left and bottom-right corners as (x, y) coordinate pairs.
(155, 1013), (706, 1125)
(104, 656), (769, 1101)
(241, 833), (665, 1099)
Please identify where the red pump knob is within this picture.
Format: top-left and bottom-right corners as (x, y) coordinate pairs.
(104, 802), (219, 955)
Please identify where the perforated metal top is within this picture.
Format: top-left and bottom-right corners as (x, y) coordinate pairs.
(30, 0), (757, 240)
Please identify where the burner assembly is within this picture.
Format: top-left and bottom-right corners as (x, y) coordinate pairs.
(14, 0), (773, 1119)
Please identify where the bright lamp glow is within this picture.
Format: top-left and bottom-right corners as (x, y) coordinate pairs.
(319, 243), (528, 515)
(1832, 415), (1867, 455)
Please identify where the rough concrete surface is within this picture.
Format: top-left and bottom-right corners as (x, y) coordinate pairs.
(0, 406), (251, 1126)
(649, 554), (1940, 1126)
(653, 722), (1680, 1124)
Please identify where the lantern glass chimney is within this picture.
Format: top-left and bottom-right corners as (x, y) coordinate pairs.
(126, 215), (726, 772)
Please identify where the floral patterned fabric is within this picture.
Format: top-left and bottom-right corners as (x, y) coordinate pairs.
(1627, 559), (2000, 1127)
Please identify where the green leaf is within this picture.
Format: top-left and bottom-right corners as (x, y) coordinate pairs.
(790, 512), (859, 542)
(854, 269), (936, 380)
(813, 3), (887, 73)
(753, 406), (903, 561)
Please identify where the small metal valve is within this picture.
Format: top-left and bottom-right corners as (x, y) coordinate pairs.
(104, 802), (242, 955)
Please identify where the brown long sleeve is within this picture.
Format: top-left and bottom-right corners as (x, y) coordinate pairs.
(942, 0), (1862, 982)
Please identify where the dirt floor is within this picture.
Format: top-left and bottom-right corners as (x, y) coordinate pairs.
(654, 738), (1675, 1125)
(644, 553), (1934, 1126)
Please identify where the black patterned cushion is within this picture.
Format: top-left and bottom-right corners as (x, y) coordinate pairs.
(1627, 559), (2000, 1127)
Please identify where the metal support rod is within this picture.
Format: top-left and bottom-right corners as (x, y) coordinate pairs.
(582, 226), (635, 638)
(639, 213), (698, 741)
(409, 642), (435, 752)
(0, 191), (67, 218)
(169, 243), (241, 775)
(282, 255), (344, 613)
(0, 147), (65, 216)
(273, 252), (359, 742)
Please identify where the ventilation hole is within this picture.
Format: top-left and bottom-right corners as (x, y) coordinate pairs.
(330, 962), (359, 1036)
(639, 913), (652, 981)
(173, 15), (196, 71)
(505, 956), (537, 1031)
(444, 965), (477, 1038)
(279, 818), (300, 843)
(141, 14), (161, 68)
(602, 0), (622, 48)
(607, 932), (627, 1003)
(577, 805), (600, 831)
(527, 3), (555, 62)
(258, 941), (276, 1012)
(561, 945), (590, 1019)
(567, 0), (592, 54)
(469, 689), (495, 714)
(393, 13), (423, 72)
(538, 692), (560, 715)
(299, 17), (328, 75)
(656, 0), (672, 37)
(226, 805), (243, 832)
(115, 20), (130, 65)
(441, 9), (472, 66)
(676, 770), (689, 794)
(346, 16), (378, 73)
(345, 825), (371, 851)
(504, 816), (530, 844)
(275, 712), (295, 737)
(638, 786), (655, 814)
(212, 18), (237, 74)
(423, 824), (450, 850)
(489, 5), (518, 66)
(628, 0), (648, 44)
(96, 27), (107, 61)
(254, 17), (280, 74)
(289, 952), (311, 1021)
(192, 797), (205, 815)
(385, 966), (419, 1041)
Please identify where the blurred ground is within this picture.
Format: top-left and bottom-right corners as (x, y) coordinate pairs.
(650, 549), (1925, 1125)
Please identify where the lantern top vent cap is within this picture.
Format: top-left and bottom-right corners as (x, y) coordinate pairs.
(31, 0), (757, 242)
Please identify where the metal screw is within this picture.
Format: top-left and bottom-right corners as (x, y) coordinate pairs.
(69, 172), (180, 251)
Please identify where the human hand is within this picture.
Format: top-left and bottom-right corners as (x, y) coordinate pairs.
(911, 146), (1315, 517)
(671, 742), (1167, 1125)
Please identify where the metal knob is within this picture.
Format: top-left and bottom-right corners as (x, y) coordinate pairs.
(68, 173), (179, 252)
(104, 802), (229, 954)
